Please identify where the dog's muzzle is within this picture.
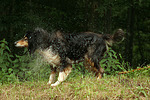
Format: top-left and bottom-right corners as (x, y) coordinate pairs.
(14, 39), (28, 47)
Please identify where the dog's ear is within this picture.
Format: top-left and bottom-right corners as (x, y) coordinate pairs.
(25, 31), (37, 54)
(24, 31), (32, 38)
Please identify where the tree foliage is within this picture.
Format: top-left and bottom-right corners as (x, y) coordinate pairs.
(0, 0), (149, 68)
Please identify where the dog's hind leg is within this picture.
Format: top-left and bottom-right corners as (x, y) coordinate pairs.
(86, 58), (104, 79)
(91, 56), (104, 79)
(51, 65), (72, 87)
(95, 64), (104, 79)
(47, 67), (56, 84)
(93, 43), (106, 79)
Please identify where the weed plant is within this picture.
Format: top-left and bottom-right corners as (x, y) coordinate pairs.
(0, 39), (149, 83)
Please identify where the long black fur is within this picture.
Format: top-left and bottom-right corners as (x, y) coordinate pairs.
(24, 28), (124, 75)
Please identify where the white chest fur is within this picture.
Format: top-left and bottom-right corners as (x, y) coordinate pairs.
(38, 47), (61, 67)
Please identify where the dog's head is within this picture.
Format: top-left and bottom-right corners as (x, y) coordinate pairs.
(14, 31), (34, 54)
(14, 31), (31, 48)
(15, 28), (49, 54)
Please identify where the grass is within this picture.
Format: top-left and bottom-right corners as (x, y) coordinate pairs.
(0, 73), (150, 100)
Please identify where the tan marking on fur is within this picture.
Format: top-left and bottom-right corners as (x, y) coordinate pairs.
(84, 32), (102, 37)
(97, 73), (102, 79)
(87, 46), (95, 57)
(51, 65), (72, 87)
(84, 55), (104, 79)
(105, 39), (113, 47)
(24, 37), (28, 40)
(64, 65), (72, 75)
(66, 57), (74, 64)
(56, 31), (64, 40)
(97, 67), (104, 79)
(15, 39), (28, 47)
(84, 55), (98, 72)
(85, 55), (95, 67)
(47, 71), (56, 84)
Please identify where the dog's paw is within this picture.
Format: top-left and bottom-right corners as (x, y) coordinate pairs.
(51, 81), (60, 87)
(47, 81), (53, 85)
(97, 73), (103, 80)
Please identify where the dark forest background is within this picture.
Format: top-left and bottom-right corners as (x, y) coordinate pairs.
(0, 0), (149, 68)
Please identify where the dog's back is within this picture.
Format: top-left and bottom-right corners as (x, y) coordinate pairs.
(64, 29), (124, 61)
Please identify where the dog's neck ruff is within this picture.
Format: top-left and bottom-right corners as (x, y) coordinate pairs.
(37, 47), (61, 67)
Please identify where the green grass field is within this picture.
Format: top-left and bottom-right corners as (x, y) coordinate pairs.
(0, 74), (149, 100)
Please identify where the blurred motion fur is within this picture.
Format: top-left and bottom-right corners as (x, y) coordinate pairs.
(15, 28), (124, 86)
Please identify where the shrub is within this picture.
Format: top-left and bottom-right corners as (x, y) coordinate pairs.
(100, 48), (127, 76)
(0, 39), (16, 83)
(0, 39), (50, 83)
(12, 53), (51, 82)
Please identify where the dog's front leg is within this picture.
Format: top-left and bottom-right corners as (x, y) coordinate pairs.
(51, 65), (72, 87)
(47, 67), (56, 84)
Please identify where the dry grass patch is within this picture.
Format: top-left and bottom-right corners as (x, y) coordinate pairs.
(0, 75), (150, 100)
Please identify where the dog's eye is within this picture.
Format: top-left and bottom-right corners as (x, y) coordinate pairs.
(29, 36), (32, 39)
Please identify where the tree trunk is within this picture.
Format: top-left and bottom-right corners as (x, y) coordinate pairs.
(137, 32), (144, 65)
(88, 1), (99, 31)
(125, 0), (135, 67)
(8, 0), (15, 52)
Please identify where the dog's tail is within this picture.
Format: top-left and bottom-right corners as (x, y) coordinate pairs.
(102, 29), (124, 46)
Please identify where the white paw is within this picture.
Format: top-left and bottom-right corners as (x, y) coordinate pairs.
(47, 81), (53, 85)
(47, 82), (51, 85)
(51, 81), (61, 87)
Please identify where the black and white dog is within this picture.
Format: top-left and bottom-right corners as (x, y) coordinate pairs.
(14, 28), (124, 86)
